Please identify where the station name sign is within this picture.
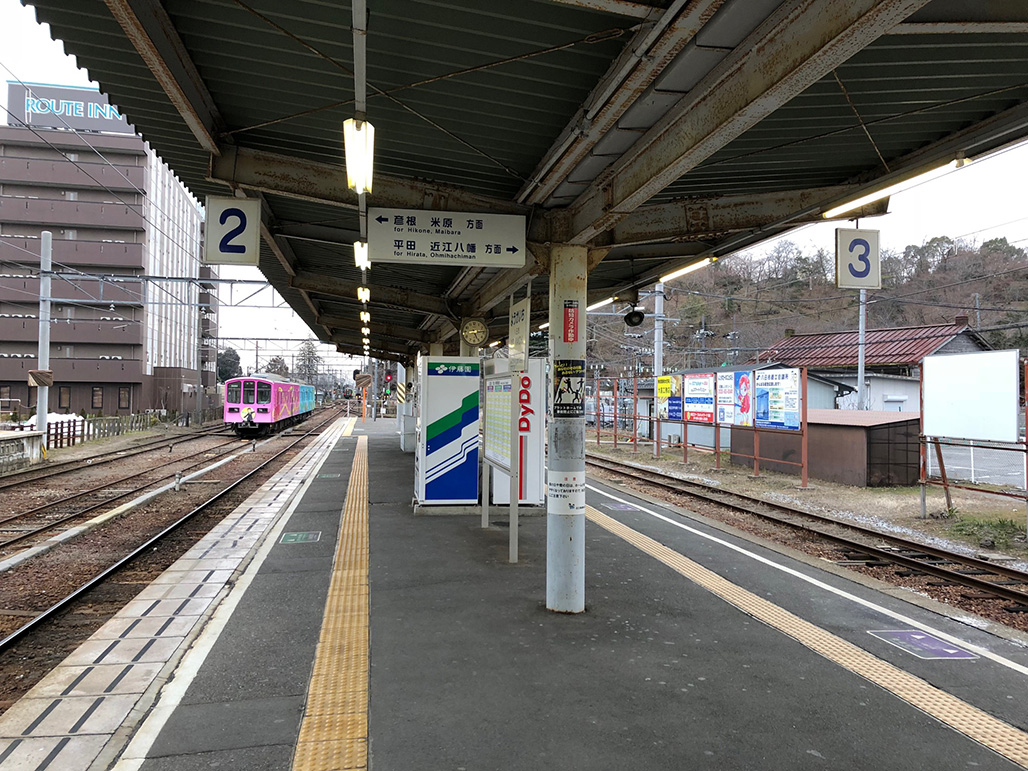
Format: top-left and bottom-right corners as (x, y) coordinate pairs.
(6, 82), (133, 135)
(368, 207), (526, 268)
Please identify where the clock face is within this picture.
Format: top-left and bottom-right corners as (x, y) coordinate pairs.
(461, 319), (489, 346)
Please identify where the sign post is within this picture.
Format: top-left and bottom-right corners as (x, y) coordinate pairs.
(836, 228), (881, 410)
(204, 197), (262, 266)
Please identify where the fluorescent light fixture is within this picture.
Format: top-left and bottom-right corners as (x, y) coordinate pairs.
(357, 286), (370, 304)
(343, 118), (375, 194)
(586, 297), (614, 311)
(362, 337), (370, 345)
(361, 326), (371, 335)
(660, 257), (713, 283)
(354, 240), (371, 270)
(360, 310), (371, 323)
(488, 340), (501, 348)
(538, 322), (550, 330)
(822, 159), (962, 219)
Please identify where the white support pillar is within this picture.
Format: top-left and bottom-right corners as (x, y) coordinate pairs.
(36, 232), (52, 439)
(547, 243), (587, 613)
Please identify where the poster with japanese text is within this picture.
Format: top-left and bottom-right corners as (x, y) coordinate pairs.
(683, 373), (715, 423)
(716, 371), (753, 426)
(754, 368), (800, 431)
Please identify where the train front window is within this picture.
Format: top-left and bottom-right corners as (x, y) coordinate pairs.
(227, 382), (241, 403)
(257, 382), (271, 404)
(243, 381), (255, 404)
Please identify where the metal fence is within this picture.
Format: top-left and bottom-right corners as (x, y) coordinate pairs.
(926, 440), (1027, 490)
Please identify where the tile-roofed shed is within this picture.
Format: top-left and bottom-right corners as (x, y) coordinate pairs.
(754, 317), (989, 369)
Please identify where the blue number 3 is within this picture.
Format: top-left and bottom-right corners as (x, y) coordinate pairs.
(848, 238), (871, 278)
(219, 208), (247, 254)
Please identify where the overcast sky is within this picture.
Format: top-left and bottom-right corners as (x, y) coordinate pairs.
(2, 0), (1027, 361)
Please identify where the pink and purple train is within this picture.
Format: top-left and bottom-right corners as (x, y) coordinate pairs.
(223, 374), (316, 437)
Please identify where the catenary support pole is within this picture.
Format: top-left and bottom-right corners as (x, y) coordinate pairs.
(857, 288), (867, 409)
(547, 243), (587, 613)
(653, 281), (664, 456)
(36, 232), (52, 439)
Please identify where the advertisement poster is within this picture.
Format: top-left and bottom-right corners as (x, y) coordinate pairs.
(683, 373), (715, 423)
(754, 368), (800, 431)
(716, 371), (753, 426)
(553, 359), (585, 418)
(656, 375), (681, 419)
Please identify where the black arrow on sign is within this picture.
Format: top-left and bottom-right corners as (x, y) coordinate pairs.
(506, 246), (519, 254)
(375, 215), (388, 224)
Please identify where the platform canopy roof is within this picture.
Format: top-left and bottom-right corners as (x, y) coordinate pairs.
(23, 0), (1028, 364)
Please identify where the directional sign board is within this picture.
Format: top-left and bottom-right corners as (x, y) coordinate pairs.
(355, 372), (372, 389)
(836, 228), (881, 289)
(368, 207), (525, 268)
(204, 196), (262, 266)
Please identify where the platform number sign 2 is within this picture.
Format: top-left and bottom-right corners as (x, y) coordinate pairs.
(835, 228), (881, 290)
(204, 196), (262, 266)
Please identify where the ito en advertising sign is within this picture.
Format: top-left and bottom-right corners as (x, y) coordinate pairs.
(716, 371), (753, 426)
(754, 368), (800, 431)
(683, 373), (715, 423)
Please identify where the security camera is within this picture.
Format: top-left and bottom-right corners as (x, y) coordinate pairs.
(624, 308), (645, 327)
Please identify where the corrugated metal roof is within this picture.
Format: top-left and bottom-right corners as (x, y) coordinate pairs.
(755, 321), (977, 367)
(19, 0), (1028, 361)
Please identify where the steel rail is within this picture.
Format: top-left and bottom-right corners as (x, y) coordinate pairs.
(0, 409), (341, 655)
(585, 453), (1028, 607)
(0, 437), (242, 527)
(0, 424), (230, 490)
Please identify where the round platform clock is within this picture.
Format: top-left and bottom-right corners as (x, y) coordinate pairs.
(460, 318), (490, 347)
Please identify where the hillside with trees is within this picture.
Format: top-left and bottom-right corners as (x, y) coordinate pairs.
(585, 237), (1028, 375)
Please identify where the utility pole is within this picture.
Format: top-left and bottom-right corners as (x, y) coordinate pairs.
(653, 282), (664, 458)
(36, 232), (52, 438)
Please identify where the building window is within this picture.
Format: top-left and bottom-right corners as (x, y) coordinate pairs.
(28, 386), (36, 408)
(92, 386), (103, 410)
(0, 385), (9, 401)
(59, 386), (71, 410)
(119, 386), (130, 410)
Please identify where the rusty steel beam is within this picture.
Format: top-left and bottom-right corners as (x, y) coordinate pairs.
(611, 185), (888, 246)
(334, 342), (410, 364)
(318, 314), (438, 345)
(105, 0), (225, 155)
(208, 145), (531, 217)
(564, 0), (934, 245)
(274, 222), (363, 246)
(545, 0), (659, 18)
(519, 0), (728, 206)
(329, 331), (416, 356)
(290, 271), (453, 319)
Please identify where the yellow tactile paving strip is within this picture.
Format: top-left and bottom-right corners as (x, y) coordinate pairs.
(293, 434), (369, 771)
(585, 505), (1028, 768)
(341, 417), (356, 436)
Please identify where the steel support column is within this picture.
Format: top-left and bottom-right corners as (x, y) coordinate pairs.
(547, 244), (587, 613)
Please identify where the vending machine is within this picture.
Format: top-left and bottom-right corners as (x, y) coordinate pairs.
(415, 356), (480, 505)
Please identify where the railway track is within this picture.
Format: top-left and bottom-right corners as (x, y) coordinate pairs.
(585, 453), (1028, 613)
(0, 409), (342, 656)
(0, 423), (233, 490)
(0, 436), (244, 550)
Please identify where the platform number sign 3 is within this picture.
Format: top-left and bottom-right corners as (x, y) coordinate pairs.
(204, 196), (262, 266)
(835, 228), (881, 290)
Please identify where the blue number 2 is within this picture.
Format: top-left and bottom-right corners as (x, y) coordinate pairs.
(848, 238), (871, 278)
(219, 208), (247, 254)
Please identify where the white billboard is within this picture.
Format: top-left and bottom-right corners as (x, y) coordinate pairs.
(923, 350), (1020, 443)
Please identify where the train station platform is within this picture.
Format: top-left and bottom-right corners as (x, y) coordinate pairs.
(3, 414), (1028, 770)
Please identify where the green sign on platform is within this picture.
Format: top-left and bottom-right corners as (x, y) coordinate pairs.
(280, 531), (322, 544)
